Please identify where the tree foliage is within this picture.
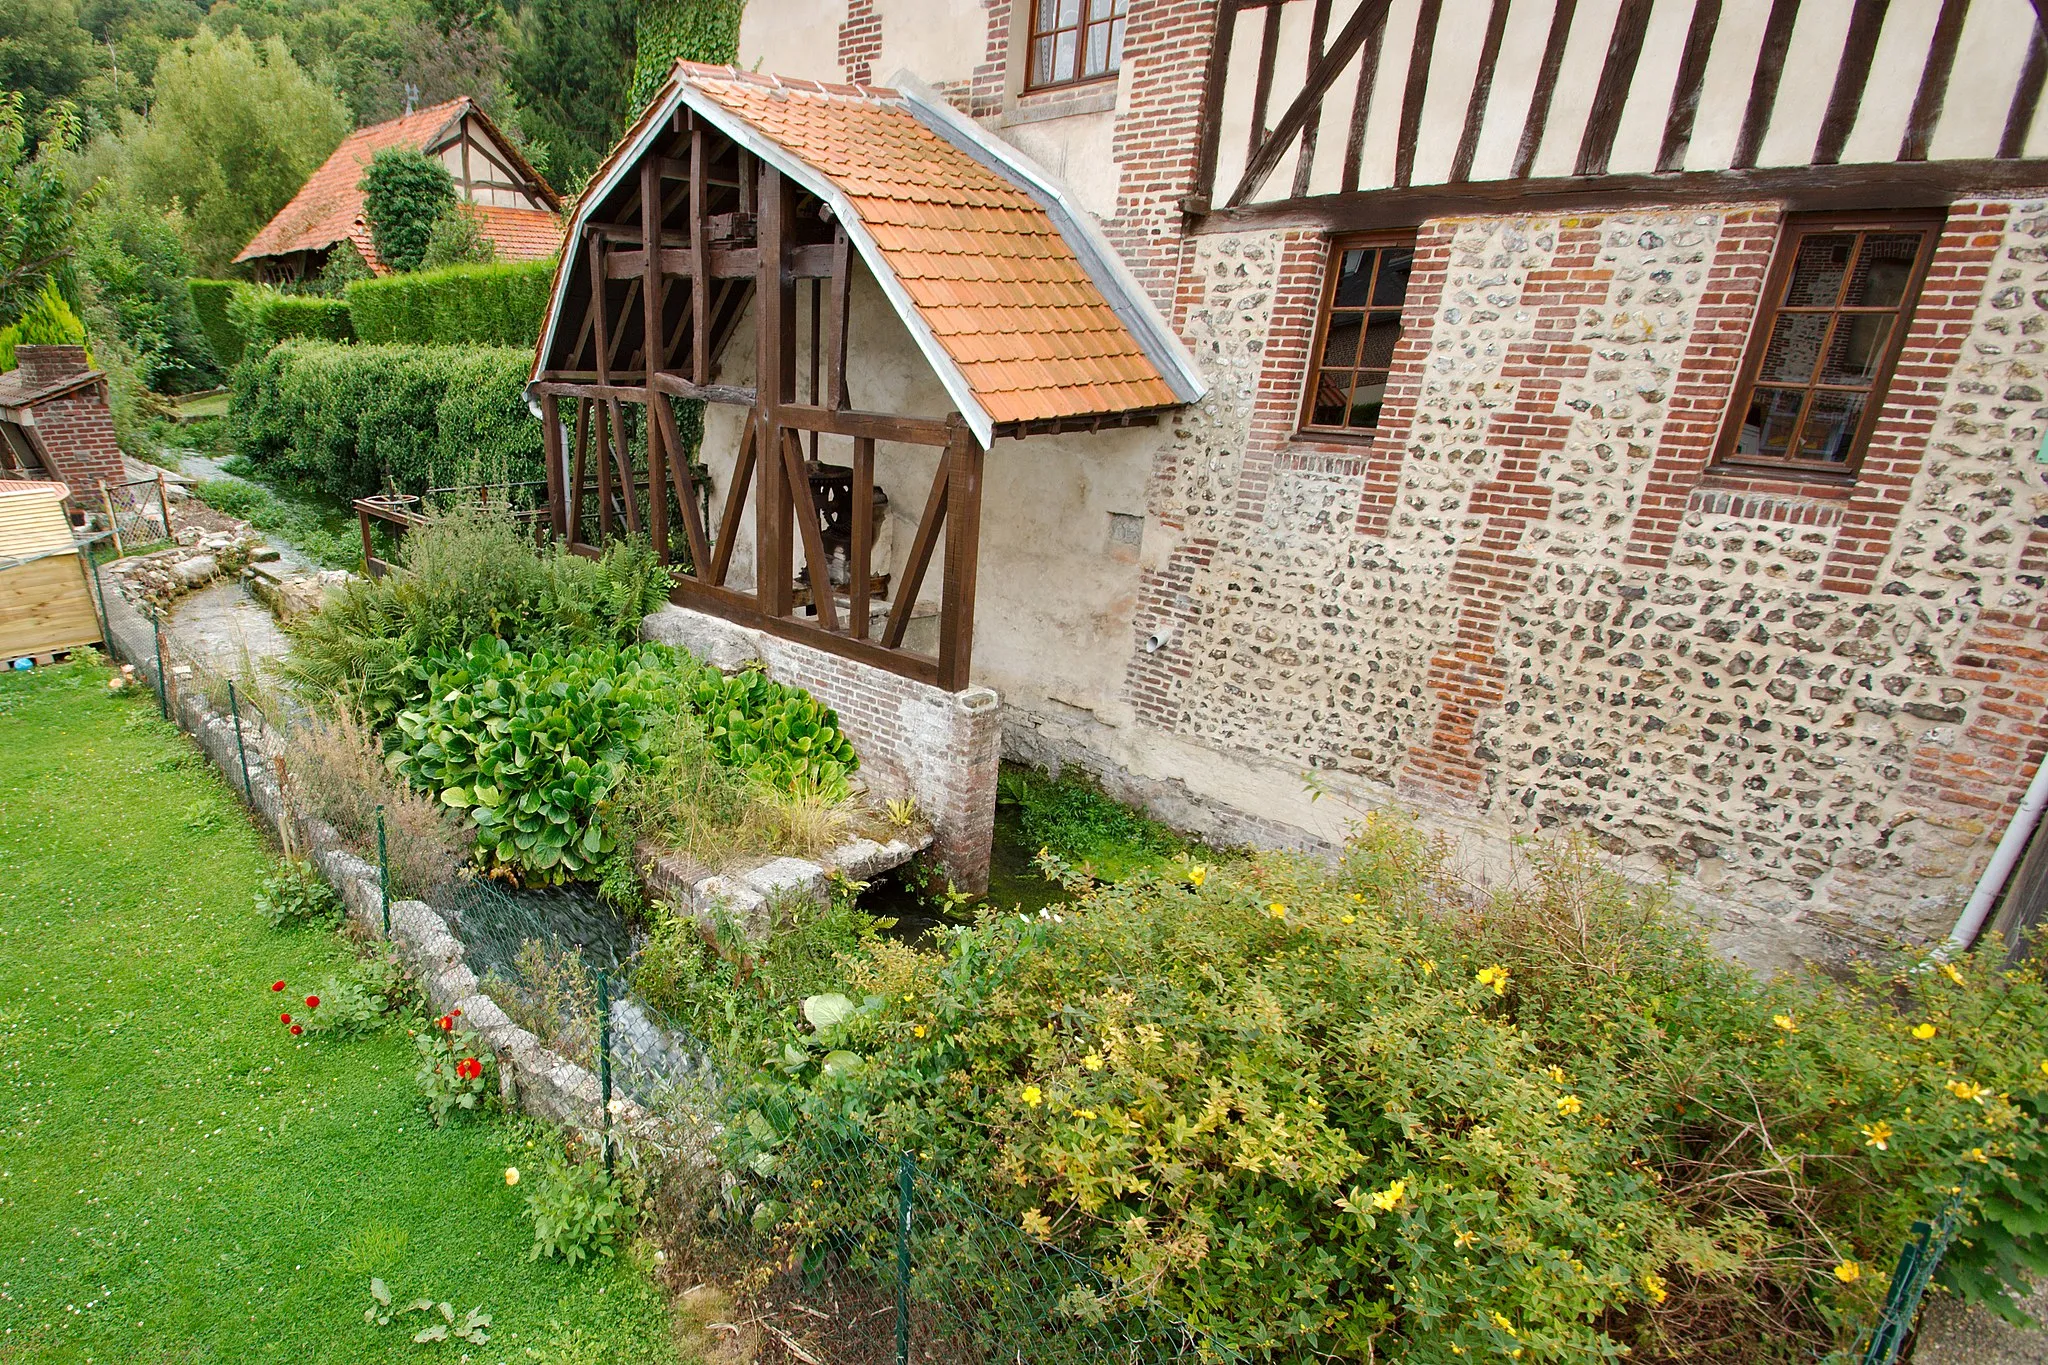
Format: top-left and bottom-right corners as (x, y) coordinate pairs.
(504, 0), (636, 191)
(360, 147), (453, 274)
(419, 202), (496, 269)
(0, 91), (80, 327)
(0, 0), (100, 128)
(628, 0), (742, 114)
(76, 193), (215, 390)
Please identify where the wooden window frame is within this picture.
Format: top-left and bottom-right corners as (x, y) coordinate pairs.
(1297, 230), (1417, 442)
(1712, 210), (1944, 483)
(1022, 0), (1127, 95)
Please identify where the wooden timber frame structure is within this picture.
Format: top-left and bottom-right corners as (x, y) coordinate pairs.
(529, 66), (1201, 693)
(533, 135), (982, 690)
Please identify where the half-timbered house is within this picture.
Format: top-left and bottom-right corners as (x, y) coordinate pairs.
(535, 1), (2048, 968)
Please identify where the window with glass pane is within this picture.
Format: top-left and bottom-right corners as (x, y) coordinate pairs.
(1302, 236), (1414, 434)
(1026, 0), (1126, 91)
(1720, 214), (1940, 477)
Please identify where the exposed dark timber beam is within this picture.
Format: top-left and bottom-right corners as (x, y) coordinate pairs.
(1289, 0), (1335, 199)
(1902, 0), (1973, 162)
(1339, 2), (1390, 192)
(2001, 27), (2048, 159)
(1731, 0), (1799, 169)
(773, 402), (954, 447)
(1450, 0), (1512, 184)
(1192, 159), (2048, 235)
(1393, 0), (1444, 188)
(652, 372), (758, 406)
(603, 243), (837, 280)
(1191, 0), (1237, 205)
(1231, 0), (1396, 206)
(1576, 0), (1653, 177)
(1512, 0), (1578, 179)
(1245, 3), (1284, 174)
(1815, 0), (1890, 166)
(661, 575), (942, 687)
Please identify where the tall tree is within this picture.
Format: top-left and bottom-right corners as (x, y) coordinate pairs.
(90, 29), (348, 274)
(0, 92), (79, 326)
(504, 0), (636, 192)
(0, 0), (100, 127)
(360, 147), (452, 273)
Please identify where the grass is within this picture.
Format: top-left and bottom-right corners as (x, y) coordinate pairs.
(0, 662), (685, 1364)
(173, 391), (230, 420)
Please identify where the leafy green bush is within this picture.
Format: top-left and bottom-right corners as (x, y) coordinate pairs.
(525, 1148), (630, 1264)
(229, 340), (541, 500)
(77, 198), (218, 392)
(226, 286), (355, 350)
(361, 148), (456, 275)
(729, 823), (2048, 1364)
(687, 666), (858, 801)
(0, 278), (88, 371)
(999, 764), (1192, 882)
(293, 955), (411, 1039)
(420, 204), (499, 270)
(188, 279), (244, 369)
(414, 1008), (493, 1124)
(392, 636), (686, 883)
(345, 258), (557, 347)
(255, 859), (342, 929)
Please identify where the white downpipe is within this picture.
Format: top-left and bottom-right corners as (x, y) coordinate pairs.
(1946, 754), (2048, 953)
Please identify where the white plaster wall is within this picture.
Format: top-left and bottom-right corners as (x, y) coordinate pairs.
(994, 111), (1122, 220)
(878, 1), (984, 88)
(737, 0), (850, 82)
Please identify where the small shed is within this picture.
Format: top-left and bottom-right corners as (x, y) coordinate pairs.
(0, 481), (100, 661)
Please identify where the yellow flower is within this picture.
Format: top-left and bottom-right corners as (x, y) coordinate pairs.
(1912, 1023), (1937, 1041)
(1834, 1261), (1862, 1284)
(504, 1166), (520, 1186)
(1861, 1121), (1893, 1152)
(1476, 965), (1509, 996)
(1082, 1051), (1104, 1072)
(1075, 1108), (1097, 1120)
(1369, 1179), (1406, 1212)
(1642, 1271), (1668, 1305)
(1420, 958), (1436, 975)
(2038, 1060), (2047, 1078)
(1021, 1084), (1043, 1108)
(1556, 1094), (1583, 1116)
(1969, 1147), (1990, 1164)
(1547, 1066), (1568, 1085)
(1268, 902), (1287, 919)
(1453, 1228), (1477, 1249)
(1340, 914), (1356, 925)
(1948, 1079), (1988, 1103)
(1940, 962), (1966, 987)
(1021, 1207), (1053, 1240)
(1186, 864), (1208, 887)
(1490, 1311), (1517, 1335)
(912, 1024), (927, 1038)
(1772, 1013), (1798, 1033)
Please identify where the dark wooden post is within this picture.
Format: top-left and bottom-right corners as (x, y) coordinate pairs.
(937, 415), (983, 691)
(641, 157), (670, 562)
(689, 123), (710, 386)
(540, 392), (566, 540)
(754, 163), (795, 616)
(568, 398), (590, 546)
(849, 435), (873, 641)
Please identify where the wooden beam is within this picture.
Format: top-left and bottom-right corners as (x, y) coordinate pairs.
(541, 392), (566, 539)
(1245, 3), (1284, 173)
(1191, 0), (1239, 206)
(586, 234), (614, 387)
(1731, 0), (1800, 169)
(823, 229), (850, 411)
(1902, 0), (1973, 162)
(606, 397), (641, 535)
(691, 126), (710, 386)
(603, 243), (836, 280)
(568, 398), (589, 544)
(849, 435), (873, 641)
(1657, 0), (1721, 172)
(1192, 158), (2048, 235)
(649, 372), (757, 406)
(641, 157), (669, 562)
(781, 428), (840, 633)
(1575, 0), (1653, 177)
(772, 403), (954, 447)
(1231, 0), (1395, 206)
(1340, 2), (1390, 191)
(709, 416), (755, 588)
(592, 397), (611, 545)
(936, 418), (982, 692)
(1290, 0), (1335, 198)
(605, 278), (642, 375)
(652, 392), (712, 573)
(1392, 0), (1443, 188)
(755, 166), (794, 616)
(1815, 0), (1889, 166)
(884, 458), (948, 650)
(1511, 0), (1578, 179)
(1449, 0), (1511, 184)
(665, 575), (941, 686)
(2001, 25), (2048, 159)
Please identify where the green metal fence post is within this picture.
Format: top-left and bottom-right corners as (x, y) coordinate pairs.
(150, 610), (167, 718)
(597, 966), (614, 1176)
(897, 1150), (913, 1365)
(227, 680), (253, 802)
(86, 548), (110, 652)
(375, 805), (391, 937)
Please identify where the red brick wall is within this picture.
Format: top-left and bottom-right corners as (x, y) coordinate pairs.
(1105, 0), (1226, 312)
(838, 0), (881, 82)
(28, 383), (125, 510)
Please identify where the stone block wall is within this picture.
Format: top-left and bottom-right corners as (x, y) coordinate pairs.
(642, 604), (1003, 891)
(1100, 196), (2048, 972)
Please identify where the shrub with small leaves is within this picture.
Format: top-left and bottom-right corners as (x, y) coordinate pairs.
(525, 1148), (630, 1265)
(255, 859), (343, 930)
(414, 1010), (493, 1124)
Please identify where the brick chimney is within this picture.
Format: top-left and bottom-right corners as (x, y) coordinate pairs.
(14, 345), (91, 388)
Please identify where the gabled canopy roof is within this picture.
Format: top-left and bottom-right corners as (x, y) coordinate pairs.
(537, 64), (1204, 444)
(236, 98), (561, 269)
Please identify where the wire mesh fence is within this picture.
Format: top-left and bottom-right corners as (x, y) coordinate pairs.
(94, 476), (174, 558)
(1857, 1184), (1973, 1365)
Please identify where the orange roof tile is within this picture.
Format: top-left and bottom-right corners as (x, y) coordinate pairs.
(237, 99), (561, 269)
(667, 66), (1193, 431)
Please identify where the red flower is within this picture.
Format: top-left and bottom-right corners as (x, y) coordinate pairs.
(271, 981), (285, 992)
(437, 1014), (454, 1032)
(455, 1056), (482, 1081)
(290, 1023), (303, 1036)
(305, 995), (320, 1009)
(452, 1007), (462, 1016)
(279, 1012), (292, 1025)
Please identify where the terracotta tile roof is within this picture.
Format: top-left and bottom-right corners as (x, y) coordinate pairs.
(237, 99), (562, 269)
(675, 66), (1184, 427)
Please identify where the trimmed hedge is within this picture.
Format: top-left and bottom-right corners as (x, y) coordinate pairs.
(345, 259), (556, 347)
(187, 279), (244, 370)
(231, 290), (355, 349)
(230, 341), (541, 499)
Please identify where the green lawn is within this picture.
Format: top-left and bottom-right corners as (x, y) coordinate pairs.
(0, 662), (682, 1364)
